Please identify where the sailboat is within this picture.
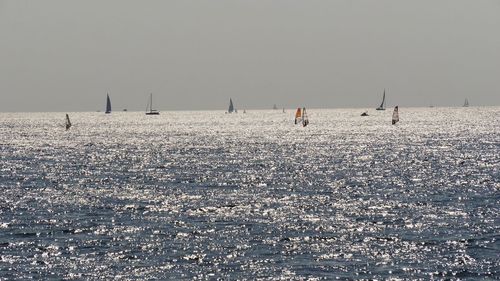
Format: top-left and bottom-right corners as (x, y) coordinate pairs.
(65, 114), (72, 130)
(105, 93), (112, 114)
(376, 89), (386, 110)
(392, 106), (399, 125)
(463, 98), (469, 107)
(273, 104), (278, 110)
(145, 93), (160, 115)
(228, 98), (236, 113)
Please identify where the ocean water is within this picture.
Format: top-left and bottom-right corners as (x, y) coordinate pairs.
(0, 107), (498, 280)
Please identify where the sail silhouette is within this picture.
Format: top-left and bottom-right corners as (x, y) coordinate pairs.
(376, 90), (386, 110)
(65, 114), (71, 130)
(145, 93), (160, 115)
(105, 93), (112, 114)
(228, 98), (235, 113)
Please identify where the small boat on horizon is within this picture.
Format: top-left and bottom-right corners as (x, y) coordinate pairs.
(376, 89), (386, 111)
(463, 98), (469, 107)
(273, 104), (278, 110)
(145, 93), (160, 115)
(392, 106), (399, 125)
(361, 111), (369, 116)
(105, 93), (112, 114)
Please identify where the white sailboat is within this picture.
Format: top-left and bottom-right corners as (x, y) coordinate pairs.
(105, 93), (112, 114)
(65, 114), (72, 130)
(145, 93), (160, 115)
(463, 98), (469, 107)
(392, 106), (399, 125)
(376, 89), (386, 111)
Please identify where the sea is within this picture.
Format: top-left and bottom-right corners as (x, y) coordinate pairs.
(0, 107), (498, 280)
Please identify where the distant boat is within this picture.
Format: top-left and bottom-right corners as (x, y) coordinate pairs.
(273, 104), (278, 110)
(228, 98), (236, 113)
(463, 98), (469, 107)
(392, 106), (399, 125)
(294, 107), (309, 127)
(65, 114), (72, 130)
(376, 89), (386, 111)
(361, 111), (369, 116)
(105, 93), (112, 114)
(282, 108), (285, 113)
(145, 93), (160, 115)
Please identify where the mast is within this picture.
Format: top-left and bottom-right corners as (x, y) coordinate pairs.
(150, 93), (153, 113)
(145, 93), (160, 115)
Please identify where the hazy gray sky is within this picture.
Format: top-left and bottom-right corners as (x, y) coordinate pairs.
(1, 0), (499, 112)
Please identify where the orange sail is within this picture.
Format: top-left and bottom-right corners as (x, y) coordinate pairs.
(295, 108), (302, 119)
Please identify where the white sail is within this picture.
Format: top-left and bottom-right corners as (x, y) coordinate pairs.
(463, 98), (469, 107)
(302, 107), (309, 127)
(392, 106), (399, 125)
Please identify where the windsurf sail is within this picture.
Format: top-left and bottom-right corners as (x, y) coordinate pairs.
(392, 106), (399, 125)
(294, 108), (302, 124)
(65, 114), (71, 130)
(228, 98), (235, 113)
(302, 107), (309, 127)
(463, 98), (469, 107)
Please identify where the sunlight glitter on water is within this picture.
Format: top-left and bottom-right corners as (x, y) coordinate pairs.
(0, 107), (499, 279)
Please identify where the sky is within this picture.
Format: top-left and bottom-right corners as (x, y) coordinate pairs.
(0, 0), (499, 112)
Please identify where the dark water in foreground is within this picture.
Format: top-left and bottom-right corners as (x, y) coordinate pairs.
(0, 108), (499, 280)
